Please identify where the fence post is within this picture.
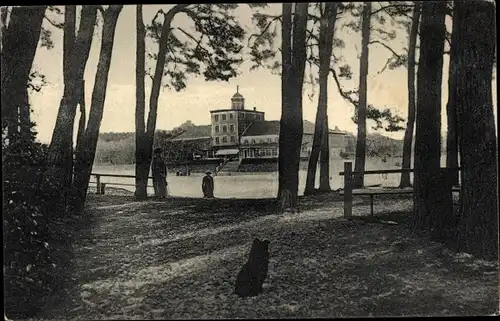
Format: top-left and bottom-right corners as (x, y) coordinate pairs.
(96, 174), (101, 195)
(344, 162), (353, 219)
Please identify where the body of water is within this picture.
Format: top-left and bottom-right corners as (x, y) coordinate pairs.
(91, 156), (442, 199)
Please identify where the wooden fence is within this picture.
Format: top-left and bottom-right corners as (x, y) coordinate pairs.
(89, 173), (154, 195)
(339, 162), (461, 218)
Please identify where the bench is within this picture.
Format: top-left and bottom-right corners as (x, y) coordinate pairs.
(339, 162), (461, 218)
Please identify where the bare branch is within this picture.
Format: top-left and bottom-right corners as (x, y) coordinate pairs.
(444, 32), (452, 47)
(371, 3), (409, 16)
(369, 40), (402, 59)
(176, 26), (200, 44)
(378, 58), (392, 74)
(378, 1), (414, 20)
(306, 28), (320, 44)
(311, 57), (358, 108)
(43, 15), (63, 29)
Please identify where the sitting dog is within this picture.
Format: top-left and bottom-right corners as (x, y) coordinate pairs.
(234, 238), (270, 297)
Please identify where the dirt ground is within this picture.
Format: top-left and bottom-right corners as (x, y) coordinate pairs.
(33, 193), (498, 319)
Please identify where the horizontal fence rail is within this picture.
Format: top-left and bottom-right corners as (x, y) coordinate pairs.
(91, 173), (154, 179)
(339, 167), (462, 176)
(340, 162), (461, 218)
(90, 173), (155, 195)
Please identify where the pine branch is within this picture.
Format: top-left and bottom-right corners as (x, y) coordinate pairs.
(248, 14), (282, 47)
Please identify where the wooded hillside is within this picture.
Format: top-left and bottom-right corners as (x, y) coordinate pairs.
(94, 121), (407, 165)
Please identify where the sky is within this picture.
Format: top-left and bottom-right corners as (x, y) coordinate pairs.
(24, 4), (497, 144)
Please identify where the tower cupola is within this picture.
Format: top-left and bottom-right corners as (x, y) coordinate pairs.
(231, 86), (245, 110)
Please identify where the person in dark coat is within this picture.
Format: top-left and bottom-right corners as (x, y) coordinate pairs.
(152, 148), (168, 198)
(202, 170), (214, 198)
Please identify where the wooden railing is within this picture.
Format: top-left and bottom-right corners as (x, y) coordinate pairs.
(90, 173), (154, 195)
(339, 162), (461, 218)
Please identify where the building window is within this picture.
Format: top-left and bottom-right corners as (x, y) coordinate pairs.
(241, 113), (246, 119)
(229, 114), (234, 120)
(256, 114), (261, 120)
(222, 136), (228, 143)
(275, 137), (279, 143)
(267, 138), (272, 143)
(223, 125), (227, 133)
(222, 114), (227, 121)
(215, 137), (220, 144)
(215, 125), (219, 133)
(254, 114), (259, 120)
(251, 139), (256, 144)
(244, 139), (248, 144)
(215, 115), (219, 122)
(230, 124), (235, 133)
(272, 148), (278, 156)
(230, 136), (235, 143)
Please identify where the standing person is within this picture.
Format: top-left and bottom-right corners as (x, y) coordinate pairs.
(152, 148), (168, 199)
(202, 170), (214, 198)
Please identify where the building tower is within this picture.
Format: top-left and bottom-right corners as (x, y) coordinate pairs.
(210, 86), (265, 157)
(231, 85), (245, 110)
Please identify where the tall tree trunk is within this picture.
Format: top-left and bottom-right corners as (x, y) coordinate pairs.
(0, 7), (8, 47)
(400, 2), (421, 188)
(278, 3), (308, 212)
(445, 6), (460, 187)
(318, 4), (338, 193)
(278, 3), (298, 210)
(319, 112), (330, 191)
(65, 7), (86, 153)
(135, 4), (148, 200)
(455, 0), (498, 260)
(137, 5), (189, 197)
(20, 88), (31, 138)
(63, 6), (76, 83)
(412, 1), (447, 232)
(43, 6), (97, 211)
(64, 5), (77, 199)
(1, 6), (46, 140)
(304, 3), (338, 195)
(352, 2), (372, 189)
(72, 5), (123, 212)
(75, 80), (86, 149)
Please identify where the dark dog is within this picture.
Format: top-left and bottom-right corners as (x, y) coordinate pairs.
(234, 238), (270, 297)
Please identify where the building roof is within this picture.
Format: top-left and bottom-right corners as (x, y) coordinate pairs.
(170, 125), (212, 141)
(169, 120), (346, 142)
(241, 120), (319, 137)
(242, 120), (281, 136)
(210, 109), (264, 114)
(241, 120), (347, 137)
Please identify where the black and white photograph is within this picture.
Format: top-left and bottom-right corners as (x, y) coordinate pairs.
(2, 2), (498, 319)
